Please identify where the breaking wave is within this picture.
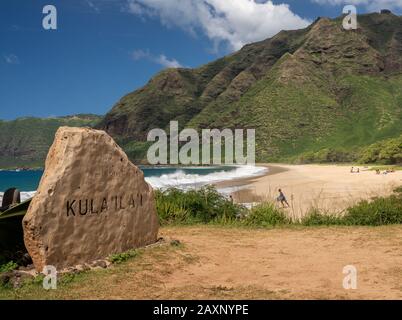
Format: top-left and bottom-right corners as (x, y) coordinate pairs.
(145, 165), (267, 189)
(0, 166), (267, 203)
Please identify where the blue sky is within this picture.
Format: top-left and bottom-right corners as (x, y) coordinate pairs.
(1, 0), (401, 120)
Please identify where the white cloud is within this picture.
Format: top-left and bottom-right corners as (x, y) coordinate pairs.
(85, 0), (101, 13)
(132, 49), (183, 68)
(84, 0), (126, 13)
(125, 0), (310, 51)
(155, 54), (182, 68)
(3, 54), (20, 65)
(312, 0), (402, 10)
(132, 49), (150, 60)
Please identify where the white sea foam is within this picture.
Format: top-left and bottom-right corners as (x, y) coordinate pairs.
(21, 191), (36, 201)
(0, 166), (267, 202)
(0, 191), (36, 204)
(145, 165), (267, 190)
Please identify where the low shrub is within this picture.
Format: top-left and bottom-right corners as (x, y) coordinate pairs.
(394, 186), (402, 194)
(156, 201), (191, 225)
(243, 202), (290, 227)
(109, 250), (138, 264)
(301, 209), (342, 226)
(0, 261), (18, 273)
(301, 192), (402, 226)
(342, 195), (402, 226)
(155, 186), (244, 225)
(359, 134), (402, 164)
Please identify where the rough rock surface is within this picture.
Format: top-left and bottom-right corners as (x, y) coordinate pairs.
(23, 127), (159, 271)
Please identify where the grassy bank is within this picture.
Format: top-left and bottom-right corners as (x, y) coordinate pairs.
(1, 185), (401, 293)
(156, 185), (402, 227)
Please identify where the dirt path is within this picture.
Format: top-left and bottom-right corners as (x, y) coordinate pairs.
(6, 225), (401, 300)
(157, 226), (402, 300)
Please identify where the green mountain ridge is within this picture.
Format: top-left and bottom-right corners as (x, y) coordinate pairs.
(0, 115), (101, 168)
(98, 12), (402, 163)
(1, 12), (402, 168)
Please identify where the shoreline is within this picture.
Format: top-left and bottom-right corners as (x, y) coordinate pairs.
(214, 164), (289, 204)
(222, 164), (402, 218)
(3, 165), (402, 216)
(1, 165), (269, 194)
(216, 164), (290, 204)
(214, 164), (288, 190)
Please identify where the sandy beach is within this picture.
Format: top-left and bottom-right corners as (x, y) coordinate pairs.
(225, 164), (402, 218)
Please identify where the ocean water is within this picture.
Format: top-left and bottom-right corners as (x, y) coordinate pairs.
(0, 165), (267, 202)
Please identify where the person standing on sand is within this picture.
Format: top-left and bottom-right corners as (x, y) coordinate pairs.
(277, 189), (290, 208)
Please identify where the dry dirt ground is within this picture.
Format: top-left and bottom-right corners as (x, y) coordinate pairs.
(2, 225), (402, 300)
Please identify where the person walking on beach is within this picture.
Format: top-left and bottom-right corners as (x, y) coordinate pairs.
(277, 189), (290, 208)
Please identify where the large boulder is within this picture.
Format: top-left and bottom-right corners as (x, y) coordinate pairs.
(23, 127), (159, 271)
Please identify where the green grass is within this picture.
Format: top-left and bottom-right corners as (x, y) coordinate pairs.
(301, 210), (343, 226)
(155, 186), (402, 227)
(368, 165), (402, 171)
(242, 194), (402, 227)
(342, 195), (402, 225)
(109, 250), (139, 264)
(242, 203), (290, 227)
(0, 243), (183, 299)
(0, 261), (18, 273)
(155, 186), (245, 225)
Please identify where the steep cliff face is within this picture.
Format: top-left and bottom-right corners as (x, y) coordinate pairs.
(97, 13), (402, 162)
(2, 13), (401, 168)
(98, 26), (310, 141)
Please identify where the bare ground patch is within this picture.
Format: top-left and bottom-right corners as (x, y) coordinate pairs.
(1, 225), (401, 299)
